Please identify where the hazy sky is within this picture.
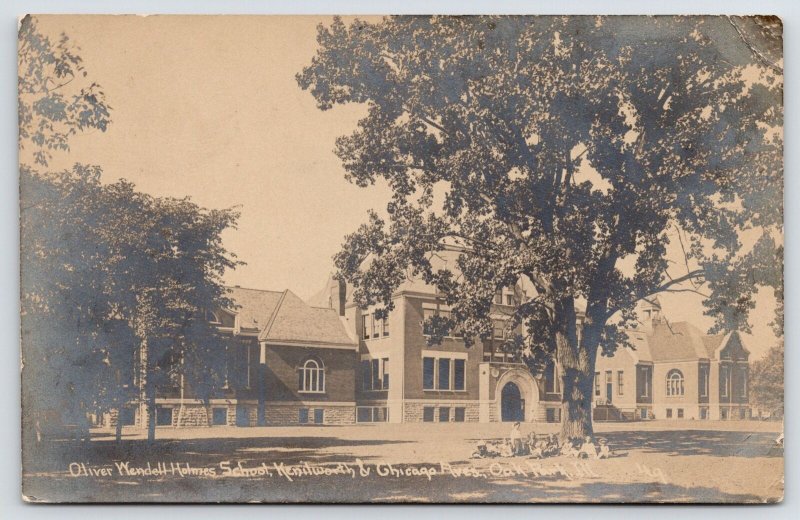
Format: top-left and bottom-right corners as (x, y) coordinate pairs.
(30, 15), (780, 359)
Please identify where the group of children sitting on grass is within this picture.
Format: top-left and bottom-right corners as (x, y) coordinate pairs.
(471, 424), (612, 460)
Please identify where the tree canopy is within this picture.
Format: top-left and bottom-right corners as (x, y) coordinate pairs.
(298, 16), (783, 437)
(20, 17), (242, 441)
(18, 16), (111, 167)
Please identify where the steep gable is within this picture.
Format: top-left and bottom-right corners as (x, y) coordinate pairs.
(717, 331), (750, 361)
(224, 286), (284, 332)
(646, 321), (712, 362)
(261, 290), (356, 347)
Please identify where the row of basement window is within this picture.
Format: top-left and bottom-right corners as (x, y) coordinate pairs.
(423, 406), (466, 422)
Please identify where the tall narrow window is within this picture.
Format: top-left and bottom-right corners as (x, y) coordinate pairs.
(371, 359), (381, 390)
(361, 360), (371, 391)
(438, 358), (451, 390)
(222, 345), (229, 389)
(546, 363), (558, 393)
(371, 312), (379, 338)
(300, 358), (325, 393)
(740, 368), (747, 397)
(244, 345), (252, 389)
(422, 308), (435, 336)
(383, 316), (389, 337)
(453, 359), (465, 391)
(700, 366), (709, 397)
(721, 366), (730, 397)
(617, 371), (624, 396)
(493, 320), (505, 339)
(423, 357), (435, 390)
(666, 369), (684, 397)
(594, 372), (600, 397)
(642, 366), (651, 397)
(382, 358), (390, 389)
(362, 314), (370, 340)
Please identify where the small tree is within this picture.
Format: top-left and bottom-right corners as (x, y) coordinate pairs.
(298, 16), (783, 439)
(749, 345), (784, 419)
(121, 195), (241, 441)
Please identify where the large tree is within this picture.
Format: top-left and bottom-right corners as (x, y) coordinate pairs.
(20, 17), (242, 443)
(298, 16), (783, 438)
(21, 165), (242, 442)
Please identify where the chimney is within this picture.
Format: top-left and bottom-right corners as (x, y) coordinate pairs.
(637, 297), (662, 333)
(338, 278), (347, 316)
(329, 276), (347, 316)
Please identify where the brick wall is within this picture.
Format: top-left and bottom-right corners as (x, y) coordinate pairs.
(264, 344), (356, 403)
(402, 297), (482, 401)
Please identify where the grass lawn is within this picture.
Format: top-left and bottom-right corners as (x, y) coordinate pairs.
(22, 420), (783, 503)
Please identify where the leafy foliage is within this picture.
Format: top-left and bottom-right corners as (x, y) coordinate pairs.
(749, 344), (784, 416)
(18, 15), (112, 166)
(299, 15), (782, 349)
(19, 18), (243, 440)
(21, 165), (243, 427)
(299, 16), (782, 435)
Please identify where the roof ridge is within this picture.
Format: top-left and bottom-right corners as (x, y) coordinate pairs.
(259, 289), (288, 340)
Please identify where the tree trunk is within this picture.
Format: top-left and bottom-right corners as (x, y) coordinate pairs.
(146, 388), (156, 442)
(115, 408), (123, 443)
(558, 347), (595, 441)
(554, 296), (599, 442)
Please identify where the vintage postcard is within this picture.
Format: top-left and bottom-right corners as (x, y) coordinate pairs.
(20, 15), (784, 503)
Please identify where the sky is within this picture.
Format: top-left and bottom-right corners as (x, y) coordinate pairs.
(29, 15), (781, 360)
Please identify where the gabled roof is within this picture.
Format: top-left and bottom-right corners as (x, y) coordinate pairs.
(623, 329), (652, 362)
(714, 331), (750, 360)
(222, 286), (356, 348)
(647, 321), (712, 361)
(260, 290), (356, 346)
(225, 286), (284, 331)
(623, 320), (727, 363)
(703, 334), (727, 358)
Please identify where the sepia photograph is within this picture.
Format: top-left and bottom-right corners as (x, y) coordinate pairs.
(18, 14), (784, 504)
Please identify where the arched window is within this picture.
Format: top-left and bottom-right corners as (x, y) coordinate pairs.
(666, 369), (684, 396)
(299, 358), (325, 393)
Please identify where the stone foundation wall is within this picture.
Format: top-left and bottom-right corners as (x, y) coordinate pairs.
(175, 405), (210, 427)
(265, 405), (356, 425)
(403, 401), (480, 422)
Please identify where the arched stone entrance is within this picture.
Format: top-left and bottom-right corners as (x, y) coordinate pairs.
(501, 382), (524, 422)
(493, 367), (539, 422)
